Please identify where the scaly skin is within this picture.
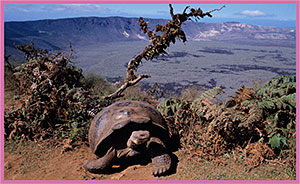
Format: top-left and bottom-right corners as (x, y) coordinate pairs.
(83, 147), (116, 173)
(147, 137), (171, 176)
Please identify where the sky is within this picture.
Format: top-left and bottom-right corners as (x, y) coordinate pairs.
(4, 3), (297, 28)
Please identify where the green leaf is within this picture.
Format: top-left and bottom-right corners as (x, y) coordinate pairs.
(281, 136), (288, 146)
(269, 133), (288, 149)
(71, 122), (78, 129)
(269, 134), (281, 148)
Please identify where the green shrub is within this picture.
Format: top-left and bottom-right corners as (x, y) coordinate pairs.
(4, 43), (112, 142)
(157, 75), (296, 162)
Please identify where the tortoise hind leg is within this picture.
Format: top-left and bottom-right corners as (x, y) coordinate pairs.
(83, 147), (116, 173)
(147, 137), (171, 176)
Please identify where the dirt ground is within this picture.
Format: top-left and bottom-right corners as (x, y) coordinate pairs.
(4, 140), (295, 181)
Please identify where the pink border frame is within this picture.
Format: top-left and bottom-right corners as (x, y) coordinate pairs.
(0, 0), (299, 183)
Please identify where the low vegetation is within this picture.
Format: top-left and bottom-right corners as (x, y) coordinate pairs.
(4, 42), (112, 142)
(157, 76), (296, 176)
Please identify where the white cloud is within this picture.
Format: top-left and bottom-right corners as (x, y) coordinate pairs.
(19, 8), (31, 13)
(5, 4), (37, 13)
(53, 7), (66, 11)
(239, 10), (267, 17)
(5, 4), (111, 14)
(47, 4), (110, 13)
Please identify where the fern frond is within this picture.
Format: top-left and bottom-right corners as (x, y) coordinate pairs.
(157, 97), (186, 117)
(233, 85), (254, 104)
(192, 87), (224, 108)
(257, 75), (296, 98)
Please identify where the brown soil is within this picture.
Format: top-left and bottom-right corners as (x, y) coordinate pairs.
(4, 140), (294, 181)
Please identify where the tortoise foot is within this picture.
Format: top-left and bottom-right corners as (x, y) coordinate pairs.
(83, 158), (104, 173)
(83, 148), (116, 173)
(152, 154), (171, 176)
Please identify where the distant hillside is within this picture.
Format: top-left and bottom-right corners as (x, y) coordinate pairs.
(4, 16), (296, 98)
(4, 16), (296, 57)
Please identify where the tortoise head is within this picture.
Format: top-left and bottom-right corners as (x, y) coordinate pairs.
(127, 130), (150, 149)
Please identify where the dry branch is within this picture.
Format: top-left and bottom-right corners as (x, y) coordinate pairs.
(104, 4), (224, 100)
(103, 74), (151, 100)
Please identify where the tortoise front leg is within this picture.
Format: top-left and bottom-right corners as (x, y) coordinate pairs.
(147, 137), (171, 176)
(83, 147), (116, 173)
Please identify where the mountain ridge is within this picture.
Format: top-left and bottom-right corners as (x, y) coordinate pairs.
(5, 16), (296, 53)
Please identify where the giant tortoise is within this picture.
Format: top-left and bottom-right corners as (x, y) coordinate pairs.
(83, 100), (172, 176)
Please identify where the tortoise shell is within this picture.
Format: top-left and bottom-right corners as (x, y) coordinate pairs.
(88, 100), (168, 157)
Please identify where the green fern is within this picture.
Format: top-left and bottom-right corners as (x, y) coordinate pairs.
(256, 75), (296, 98)
(193, 87), (224, 106)
(192, 87), (224, 117)
(157, 98), (187, 117)
(156, 75), (296, 160)
(254, 75), (296, 151)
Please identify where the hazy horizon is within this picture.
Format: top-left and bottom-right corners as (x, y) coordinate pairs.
(4, 4), (297, 28)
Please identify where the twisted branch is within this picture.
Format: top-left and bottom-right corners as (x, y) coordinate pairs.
(103, 74), (151, 100)
(104, 4), (224, 100)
